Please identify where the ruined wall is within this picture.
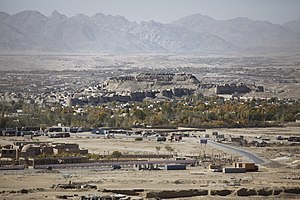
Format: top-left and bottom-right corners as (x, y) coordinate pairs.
(216, 84), (251, 94)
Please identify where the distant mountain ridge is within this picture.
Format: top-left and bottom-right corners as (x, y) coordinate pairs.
(283, 18), (300, 36)
(0, 10), (299, 53)
(173, 14), (300, 48)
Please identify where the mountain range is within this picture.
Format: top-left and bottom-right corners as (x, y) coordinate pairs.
(0, 10), (299, 53)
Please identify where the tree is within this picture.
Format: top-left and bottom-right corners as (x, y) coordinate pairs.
(111, 151), (122, 161)
(155, 146), (161, 154)
(165, 145), (174, 155)
(133, 109), (146, 120)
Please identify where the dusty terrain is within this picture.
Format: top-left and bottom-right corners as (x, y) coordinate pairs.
(0, 127), (299, 199)
(1, 53), (299, 100)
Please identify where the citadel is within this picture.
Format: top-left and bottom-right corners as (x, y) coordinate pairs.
(0, 73), (264, 107)
(69, 73), (263, 106)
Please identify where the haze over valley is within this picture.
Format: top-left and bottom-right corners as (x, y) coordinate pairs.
(0, 10), (300, 53)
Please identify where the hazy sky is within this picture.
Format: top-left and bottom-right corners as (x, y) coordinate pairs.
(0, 0), (300, 24)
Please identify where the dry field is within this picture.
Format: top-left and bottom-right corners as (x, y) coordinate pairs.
(0, 127), (299, 199)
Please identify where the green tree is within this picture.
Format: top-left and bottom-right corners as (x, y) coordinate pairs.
(133, 109), (146, 120)
(111, 151), (122, 161)
(165, 145), (174, 155)
(155, 146), (161, 154)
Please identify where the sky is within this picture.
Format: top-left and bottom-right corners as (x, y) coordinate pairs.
(0, 0), (300, 24)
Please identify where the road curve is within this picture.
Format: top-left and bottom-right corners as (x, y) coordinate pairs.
(208, 140), (266, 164)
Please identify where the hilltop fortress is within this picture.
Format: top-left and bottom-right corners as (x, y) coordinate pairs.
(66, 73), (263, 106)
(104, 73), (201, 92)
(0, 72), (264, 107)
(67, 73), (200, 105)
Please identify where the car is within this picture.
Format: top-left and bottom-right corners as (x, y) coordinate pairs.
(112, 165), (121, 169)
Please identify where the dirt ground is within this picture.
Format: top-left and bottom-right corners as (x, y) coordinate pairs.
(0, 127), (299, 199)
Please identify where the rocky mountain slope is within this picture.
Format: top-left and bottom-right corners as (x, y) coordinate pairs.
(283, 18), (300, 36)
(0, 10), (299, 53)
(173, 14), (300, 49)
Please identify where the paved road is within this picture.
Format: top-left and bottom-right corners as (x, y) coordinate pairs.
(208, 140), (266, 164)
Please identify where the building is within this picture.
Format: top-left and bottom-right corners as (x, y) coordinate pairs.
(0, 142), (88, 160)
(229, 136), (246, 145)
(91, 128), (110, 134)
(21, 145), (42, 158)
(52, 143), (88, 155)
(233, 162), (258, 172)
(0, 147), (18, 159)
(216, 84), (251, 95)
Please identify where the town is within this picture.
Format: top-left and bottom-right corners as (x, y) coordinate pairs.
(0, 51), (300, 200)
(1, 0), (300, 198)
(0, 68), (300, 199)
(0, 124), (300, 199)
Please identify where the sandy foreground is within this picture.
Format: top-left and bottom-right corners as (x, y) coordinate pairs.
(0, 127), (299, 199)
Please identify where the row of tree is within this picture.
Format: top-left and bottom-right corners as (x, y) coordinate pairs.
(1, 95), (299, 128)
